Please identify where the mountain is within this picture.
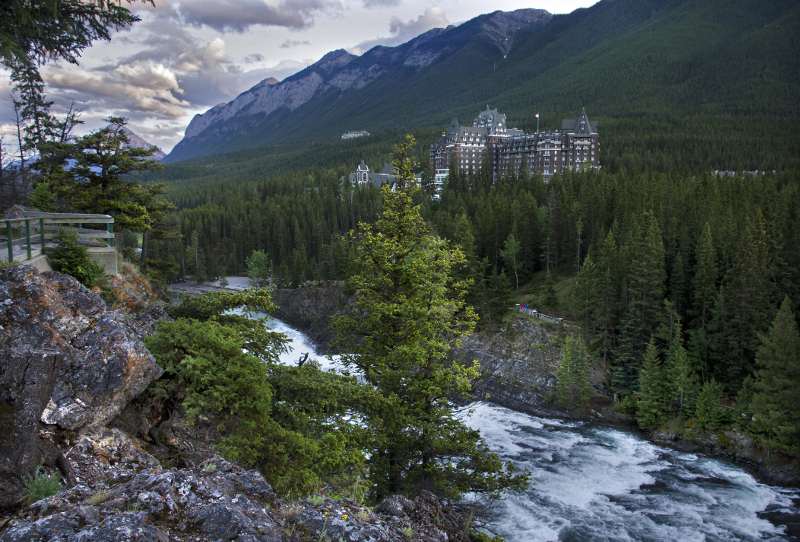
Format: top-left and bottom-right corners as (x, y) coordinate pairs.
(122, 127), (167, 161)
(165, 0), (800, 167)
(166, 8), (552, 162)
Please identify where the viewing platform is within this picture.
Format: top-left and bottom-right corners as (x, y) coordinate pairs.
(1, 211), (117, 275)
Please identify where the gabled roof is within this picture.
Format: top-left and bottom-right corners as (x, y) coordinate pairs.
(562, 108), (598, 134)
(379, 163), (394, 175)
(357, 160), (369, 172)
(447, 118), (460, 136)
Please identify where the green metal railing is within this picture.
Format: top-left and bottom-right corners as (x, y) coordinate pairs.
(2, 212), (115, 263)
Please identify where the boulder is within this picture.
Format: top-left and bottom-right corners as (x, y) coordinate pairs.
(0, 266), (163, 508)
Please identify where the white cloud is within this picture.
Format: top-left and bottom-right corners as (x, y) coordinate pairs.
(350, 7), (448, 54)
(389, 7), (448, 37)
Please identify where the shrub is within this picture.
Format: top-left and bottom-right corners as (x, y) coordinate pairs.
(47, 229), (104, 287)
(23, 463), (61, 505)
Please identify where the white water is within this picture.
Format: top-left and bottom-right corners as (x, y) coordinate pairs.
(267, 317), (800, 542)
(463, 403), (800, 541)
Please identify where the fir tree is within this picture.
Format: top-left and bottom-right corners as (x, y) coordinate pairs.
(613, 212), (666, 395)
(46, 229), (104, 288)
(713, 211), (774, 389)
(688, 223), (718, 382)
(664, 321), (699, 419)
(695, 380), (725, 431)
(636, 340), (667, 432)
(750, 297), (800, 457)
(555, 336), (593, 409)
(332, 136), (529, 500)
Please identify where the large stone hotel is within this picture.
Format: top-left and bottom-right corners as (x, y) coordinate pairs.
(430, 107), (600, 184)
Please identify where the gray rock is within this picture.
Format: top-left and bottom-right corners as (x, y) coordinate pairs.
(0, 266), (163, 508)
(65, 512), (168, 542)
(373, 494), (414, 518)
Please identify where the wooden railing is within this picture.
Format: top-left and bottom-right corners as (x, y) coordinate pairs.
(2, 212), (114, 263)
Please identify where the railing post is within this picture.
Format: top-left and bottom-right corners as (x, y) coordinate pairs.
(108, 222), (114, 247)
(39, 218), (45, 250)
(5, 221), (12, 262)
(25, 219), (32, 260)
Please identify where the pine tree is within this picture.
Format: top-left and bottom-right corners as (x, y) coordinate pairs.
(332, 136), (529, 500)
(613, 212), (666, 395)
(713, 211), (774, 389)
(664, 321), (699, 419)
(555, 336), (593, 409)
(636, 340), (667, 432)
(695, 380), (725, 431)
(750, 297), (800, 457)
(688, 223), (718, 381)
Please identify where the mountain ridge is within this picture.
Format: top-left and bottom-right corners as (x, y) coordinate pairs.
(167, 8), (552, 162)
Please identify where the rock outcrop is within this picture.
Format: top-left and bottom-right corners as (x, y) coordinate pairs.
(0, 266), (163, 508)
(0, 429), (472, 541)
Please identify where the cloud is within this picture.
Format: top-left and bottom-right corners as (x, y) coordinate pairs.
(280, 39), (312, 48)
(389, 7), (448, 37)
(175, 0), (342, 32)
(44, 63), (191, 117)
(350, 7), (448, 54)
(174, 37), (228, 72)
(244, 53), (265, 63)
(363, 0), (399, 8)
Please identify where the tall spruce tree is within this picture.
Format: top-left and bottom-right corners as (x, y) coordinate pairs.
(636, 340), (667, 432)
(555, 336), (593, 410)
(750, 297), (800, 457)
(594, 230), (619, 367)
(664, 320), (699, 419)
(713, 211), (774, 389)
(688, 223), (718, 381)
(613, 212), (666, 395)
(332, 136), (529, 500)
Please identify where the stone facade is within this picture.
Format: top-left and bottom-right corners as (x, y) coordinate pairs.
(431, 107), (600, 182)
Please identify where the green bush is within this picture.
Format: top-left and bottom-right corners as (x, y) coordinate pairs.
(23, 463), (61, 506)
(146, 289), (375, 497)
(47, 229), (104, 287)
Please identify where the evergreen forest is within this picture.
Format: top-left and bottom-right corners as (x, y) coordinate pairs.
(141, 145), (800, 458)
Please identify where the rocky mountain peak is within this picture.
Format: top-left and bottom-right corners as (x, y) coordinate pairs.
(119, 127), (166, 161)
(311, 48), (356, 71)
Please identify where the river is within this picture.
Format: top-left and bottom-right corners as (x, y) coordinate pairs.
(266, 317), (800, 541)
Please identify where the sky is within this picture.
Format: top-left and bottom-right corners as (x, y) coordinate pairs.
(1, 0), (599, 155)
